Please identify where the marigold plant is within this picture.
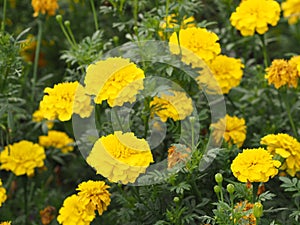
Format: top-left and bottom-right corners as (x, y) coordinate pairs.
(0, 140), (46, 177)
(39, 130), (75, 153)
(31, 0), (59, 17)
(86, 131), (153, 184)
(265, 59), (299, 89)
(230, 0), (281, 36)
(169, 27), (221, 65)
(76, 180), (111, 215)
(211, 114), (247, 148)
(84, 57), (145, 107)
(231, 148), (281, 182)
(150, 90), (193, 122)
(207, 54), (244, 94)
(281, 0), (300, 24)
(38, 81), (93, 122)
(261, 133), (300, 176)
(57, 194), (95, 225)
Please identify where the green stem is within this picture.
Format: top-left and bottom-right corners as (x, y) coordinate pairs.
(31, 20), (43, 102)
(23, 176), (29, 225)
(260, 34), (269, 68)
(90, 0), (99, 30)
(256, 217), (260, 225)
(219, 183), (224, 202)
(112, 107), (124, 132)
(252, 182), (259, 203)
(133, 0), (138, 26)
(64, 21), (77, 45)
(1, 0), (7, 31)
(230, 193), (235, 225)
(282, 90), (298, 139)
(56, 16), (76, 48)
(164, 0), (170, 40)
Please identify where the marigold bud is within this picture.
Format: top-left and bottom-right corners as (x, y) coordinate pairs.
(215, 173), (223, 183)
(214, 185), (221, 193)
(173, 197), (180, 203)
(56, 15), (62, 23)
(64, 20), (71, 27)
(253, 202), (263, 218)
(226, 183), (235, 194)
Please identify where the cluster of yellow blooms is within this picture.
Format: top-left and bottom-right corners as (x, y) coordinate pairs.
(57, 180), (111, 225)
(0, 140), (46, 177)
(31, 0), (59, 17)
(230, 0), (281, 36)
(265, 56), (300, 89)
(231, 148), (281, 182)
(39, 130), (75, 153)
(84, 57), (145, 107)
(211, 114), (247, 148)
(150, 90), (193, 122)
(0, 179), (7, 207)
(261, 133), (300, 176)
(87, 131), (153, 184)
(38, 81), (93, 122)
(169, 26), (244, 94)
(158, 14), (196, 39)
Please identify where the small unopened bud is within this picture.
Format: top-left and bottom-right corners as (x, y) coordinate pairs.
(215, 173), (223, 183)
(226, 184), (235, 194)
(133, 26), (138, 33)
(173, 197), (180, 203)
(189, 116), (196, 125)
(64, 20), (71, 27)
(56, 15), (62, 23)
(113, 36), (119, 44)
(253, 202), (263, 218)
(214, 185), (221, 193)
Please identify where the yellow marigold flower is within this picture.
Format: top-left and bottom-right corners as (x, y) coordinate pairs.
(0, 179), (7, 207)
(282, 0), (300, 24)
(57, 194), (95, 225)
(234, 200), (256, 225)
(150, 91), (193, 122)
(211, 115), (247, 148)
(231, 148), (281, 182)
(0, 140), (46, 177)
(40, 206), (56, 225)
(86, 131), (153, 184)
(39, 130), (74, 153)
(159, 14), (196, 39)
(169, 27), (221, 65)
(230, 0), (281, 36)
(289, 55), (300, 75)
(32, 108), (54, 129)
(0, 222), (11, 225)
(39, 81), (93, 122)
(261, 133), (300, 176)
(31, 0), (59, 17)
(84, 57), (145, 107)
(265, 59), (299, 89)
(205, 55), (244, 94)
(76, 180), (111, 215)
